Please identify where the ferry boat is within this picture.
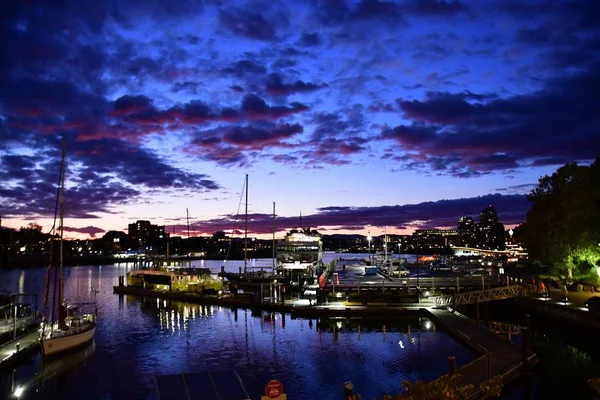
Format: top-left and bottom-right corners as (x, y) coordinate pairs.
(277, 228), (323, 286)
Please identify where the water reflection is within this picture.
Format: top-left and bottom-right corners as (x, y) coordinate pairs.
(5, 341), (96, 400)
(0, 264), (474, 400)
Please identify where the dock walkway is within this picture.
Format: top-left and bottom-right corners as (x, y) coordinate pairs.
(428, 308), (535, 387)
(0, 330), (40, 372)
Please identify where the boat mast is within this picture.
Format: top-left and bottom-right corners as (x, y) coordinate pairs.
(186, 208), (190, 239)
(384, 227), (388, 262)
(244, 174), (248, 274)
(58, 137), (66, 313)
(272, 202), (275, 273)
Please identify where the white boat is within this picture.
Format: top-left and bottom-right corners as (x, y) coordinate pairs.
(277, 227), (323, 284)
(41, 318), (96, 356)
(40, 137), (97, 356)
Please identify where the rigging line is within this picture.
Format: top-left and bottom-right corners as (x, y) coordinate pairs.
(44, 136), (67, 327)
(224, 176), (246, 263)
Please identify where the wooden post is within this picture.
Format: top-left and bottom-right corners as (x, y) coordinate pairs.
(475, 298), (480, 322)
(448, 356), (456, 376)
(481, 276), (485, 290)
(344, 382), (353, 400)
(432, 276), (435, 292)
(506, 275), (510, 287)
(456, 276), (460, 293)
(452, 292), (456, 311)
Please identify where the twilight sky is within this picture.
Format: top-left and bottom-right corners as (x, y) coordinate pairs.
(1, 0), (599, 240)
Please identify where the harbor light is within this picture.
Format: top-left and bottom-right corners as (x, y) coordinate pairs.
(14, 386), (24, 398)
(425, 321), (432, 330)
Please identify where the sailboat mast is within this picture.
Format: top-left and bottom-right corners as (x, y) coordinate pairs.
(384, 227), (388, 261)
(186, 208), (190, 239)
(244, 174), (248, 274)
(272, 202), (275, 273)
(58, 137), (66, 308)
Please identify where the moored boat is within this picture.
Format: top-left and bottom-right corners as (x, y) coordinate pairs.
(277, 228), (323, 286)
(40, 137), (97, 357)
(127, 267), (223, 293)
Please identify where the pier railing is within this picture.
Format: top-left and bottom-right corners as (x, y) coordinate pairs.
(432, 285), (525, 306)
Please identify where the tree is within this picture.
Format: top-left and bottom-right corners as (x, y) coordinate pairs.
(352, 374), (503, 400)
(524, 159), (600, 279)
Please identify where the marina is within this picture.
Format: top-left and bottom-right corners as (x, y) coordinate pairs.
(0, 258), (544, 399)
(1, 263), (482, 399)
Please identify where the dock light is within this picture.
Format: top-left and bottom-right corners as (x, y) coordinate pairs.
(425, 321), (432, 330)
(14, 386), (24, 398)
(424, 291), (430, 297)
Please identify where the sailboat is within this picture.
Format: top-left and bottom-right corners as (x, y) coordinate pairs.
(40, 137), (97, 356)
(218, 175), (283, 285)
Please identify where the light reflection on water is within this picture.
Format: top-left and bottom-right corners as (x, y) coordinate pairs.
(0, 262), (474, 400)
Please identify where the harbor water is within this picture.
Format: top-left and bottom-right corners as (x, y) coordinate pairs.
(0, 255), (474, 400)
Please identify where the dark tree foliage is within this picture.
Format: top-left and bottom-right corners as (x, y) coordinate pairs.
(524, 159), (600, 278)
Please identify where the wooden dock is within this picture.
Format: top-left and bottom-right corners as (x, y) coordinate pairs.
(0, 330), (40, 372)
(428, 308), (536, 389)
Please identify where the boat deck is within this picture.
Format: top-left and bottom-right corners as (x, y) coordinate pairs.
(329, 261), (505, 290)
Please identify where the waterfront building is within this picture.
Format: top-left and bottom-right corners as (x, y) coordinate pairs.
(413, 229), (458, 251)
(128, 220), (168, 254)
(100, 230), (129, 253)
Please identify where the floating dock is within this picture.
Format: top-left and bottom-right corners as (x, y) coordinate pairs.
(0, 330), (40, 373)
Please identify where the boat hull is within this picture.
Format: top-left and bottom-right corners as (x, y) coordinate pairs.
(364, 267), (378, 275)
(41, 326), (96, 356)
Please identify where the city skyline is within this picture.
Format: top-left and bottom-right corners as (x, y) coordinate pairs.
(2, 1), (599, 239)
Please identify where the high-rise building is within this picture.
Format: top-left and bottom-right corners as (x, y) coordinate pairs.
(480, 206), (498, 227)
(457, 216), (476, 247)
(476, 205), (505, 250)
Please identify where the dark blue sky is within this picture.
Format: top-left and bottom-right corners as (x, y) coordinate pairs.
(1, 1), (598, 238)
